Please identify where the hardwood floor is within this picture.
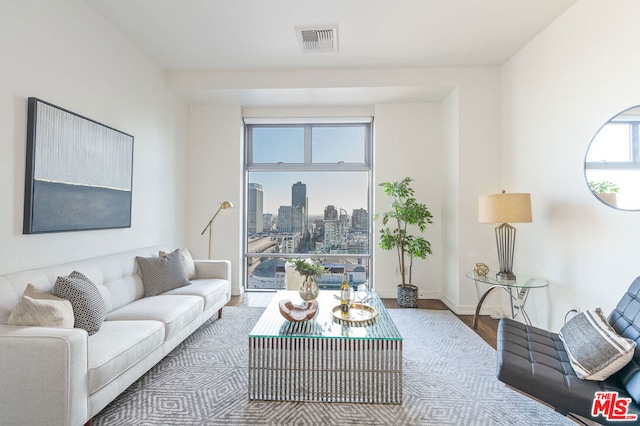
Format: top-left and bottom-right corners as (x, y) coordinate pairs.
(226, 292), (499, 349)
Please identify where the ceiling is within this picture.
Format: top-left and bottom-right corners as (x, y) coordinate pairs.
(85, 0), (578, 106)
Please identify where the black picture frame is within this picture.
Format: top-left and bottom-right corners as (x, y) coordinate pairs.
(24, 98), (134, 234)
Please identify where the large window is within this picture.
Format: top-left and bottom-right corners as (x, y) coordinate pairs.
(244, 120), (372, 291)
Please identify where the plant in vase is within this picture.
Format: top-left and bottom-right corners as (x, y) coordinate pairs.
(292, 256), (326, 301)
(375, 177), (433, 308)
(589, 180), (619, 207)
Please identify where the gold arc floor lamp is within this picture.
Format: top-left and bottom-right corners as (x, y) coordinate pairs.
(200, 201), (233, 259)
(478, 191), (532, 282)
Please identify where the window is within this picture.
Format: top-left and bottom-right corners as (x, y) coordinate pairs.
(586, 122), (640, 168)
(244, 120), (372, 291)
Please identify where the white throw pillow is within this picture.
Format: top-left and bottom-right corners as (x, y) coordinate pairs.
(7, 283), (74, 328)
(559, 308), (636, 381)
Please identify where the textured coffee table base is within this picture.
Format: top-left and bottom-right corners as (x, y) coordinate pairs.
(248, 336), (402, 404)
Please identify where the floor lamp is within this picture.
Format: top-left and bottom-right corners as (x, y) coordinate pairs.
(200, 201), (233, 259)
(478, 191), (532, 282)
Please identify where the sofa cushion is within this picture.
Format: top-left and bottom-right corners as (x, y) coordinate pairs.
(7, 284), (74, 328)
(163, 278), (229, 311)
(106, 295), (203, 341)
(88, 320), (164, 394)
(53, 272), (107, 335)
(559, 308), (636, 380)
(136, 250), (190, 297)
(159, 248), (197, 280)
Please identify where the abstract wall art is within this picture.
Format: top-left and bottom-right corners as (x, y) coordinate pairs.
(24, 98), (134, 233)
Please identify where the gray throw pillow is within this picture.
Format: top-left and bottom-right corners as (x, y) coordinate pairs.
(136, 249), (190, 297)
(559, 308), (636, 381)
(159, 248), (197, 280)
(53, 271), (107, 335)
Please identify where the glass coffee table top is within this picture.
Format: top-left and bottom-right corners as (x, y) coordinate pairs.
(249, 290), (402, 340)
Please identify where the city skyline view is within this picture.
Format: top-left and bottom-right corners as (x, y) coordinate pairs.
(248, 172), (369, 216)
(245, 122), (372, 290)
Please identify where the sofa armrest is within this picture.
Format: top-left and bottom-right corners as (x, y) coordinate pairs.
(194, 260), (231, 282)
(0, 325), (89, 426)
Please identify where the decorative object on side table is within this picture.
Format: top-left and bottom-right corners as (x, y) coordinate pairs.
(279, 299), (319, 322)
(473, 262), (489, 276)
(292, 256), (325, 301)
(478, 190), (532, 282)
(375, 177), (434, 308)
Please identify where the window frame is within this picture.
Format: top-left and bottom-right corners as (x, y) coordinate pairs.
(246, 123), (371, 172)
(586, 120), (640, 170)
(243, 119), (374, 291)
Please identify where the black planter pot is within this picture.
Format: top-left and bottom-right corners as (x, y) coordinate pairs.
(397, 284), (418, 308)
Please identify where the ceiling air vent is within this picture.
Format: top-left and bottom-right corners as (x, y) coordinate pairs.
(295, 26), (338, 53)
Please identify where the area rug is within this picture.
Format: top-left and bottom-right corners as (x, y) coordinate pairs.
(93, 307), (571, 425)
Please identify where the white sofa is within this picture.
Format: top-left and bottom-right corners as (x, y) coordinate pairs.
(0, 246), (231, 426)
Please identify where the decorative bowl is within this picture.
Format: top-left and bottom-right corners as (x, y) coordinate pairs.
(278, 299), (319, 322)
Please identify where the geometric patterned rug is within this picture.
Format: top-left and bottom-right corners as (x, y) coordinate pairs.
(93, 307), (572, 425)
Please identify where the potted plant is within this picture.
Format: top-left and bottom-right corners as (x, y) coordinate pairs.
(292, 256), (325, 301)
(375, 177), (433, 308)
(589, 180), (619, 206)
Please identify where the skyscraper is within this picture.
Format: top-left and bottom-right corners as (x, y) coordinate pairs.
(324, 205), (338, 220)
(291, 181), (308, 226)
(277, 205), (305, 233)
(352, 208), (368, 230)
(248, 183), (264, 234)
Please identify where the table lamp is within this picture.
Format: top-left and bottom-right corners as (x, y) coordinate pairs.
(201, 201), (233, 259)
(478, 191), (532, 282)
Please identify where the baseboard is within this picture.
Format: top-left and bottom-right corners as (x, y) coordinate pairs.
(440, 293), (506, 317)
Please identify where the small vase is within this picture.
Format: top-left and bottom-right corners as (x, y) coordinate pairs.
(299, 275), (319, 301)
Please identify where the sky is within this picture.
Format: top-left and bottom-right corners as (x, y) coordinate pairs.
(248, 125), (370, 216)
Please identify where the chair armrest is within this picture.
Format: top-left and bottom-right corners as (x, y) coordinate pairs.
(194, 260), (231, 282)
(0, 325), (89, 426)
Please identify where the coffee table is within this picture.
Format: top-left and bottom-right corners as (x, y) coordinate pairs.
(248, 290), (403, 404)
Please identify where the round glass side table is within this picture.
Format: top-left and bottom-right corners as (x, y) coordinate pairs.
(465, 271), (549, 329)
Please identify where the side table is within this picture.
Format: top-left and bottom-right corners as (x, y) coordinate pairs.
(465, 271), (549, 329)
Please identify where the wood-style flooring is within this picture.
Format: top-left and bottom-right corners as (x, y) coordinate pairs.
(226, 292), (499, 349)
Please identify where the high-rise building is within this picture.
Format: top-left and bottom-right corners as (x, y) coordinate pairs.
(248, 183), (264, 234)
(291, 181), (308, 226)
(323, 209), (350, 253)
(324, 205), (338, 220)
(352, 208), (368, 230)
(277, 205), (305, 233)
(263, 213), (273, 231)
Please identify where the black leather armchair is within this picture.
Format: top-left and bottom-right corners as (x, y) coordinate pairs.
(497, 277), (640, 425)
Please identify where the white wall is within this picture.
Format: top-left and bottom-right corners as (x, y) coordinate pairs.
(374, 103), (443, 299)
(502, 0), (640, 330)
(181, 68), (501, 310)
(0, 1), (188, 274)
(187, 105), (243, 294)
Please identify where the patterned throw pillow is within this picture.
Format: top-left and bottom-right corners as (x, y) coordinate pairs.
(559, 308), (636, 381)
(136, 249), (190, 297)
(53, 271), (107, 335)
(7, 283), (74, 328)
(159, 248), (197, 280)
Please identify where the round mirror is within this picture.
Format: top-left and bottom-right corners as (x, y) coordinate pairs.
(585, 105), (640, 210)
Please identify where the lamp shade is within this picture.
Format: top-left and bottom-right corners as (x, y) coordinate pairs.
(478, 192), (532, 224)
